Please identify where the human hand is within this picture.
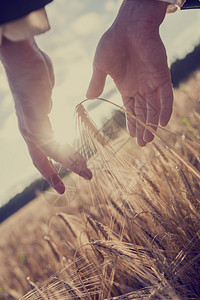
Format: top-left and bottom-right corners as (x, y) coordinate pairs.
(0, 38), (92, 194)
(87, 0), (173, 147)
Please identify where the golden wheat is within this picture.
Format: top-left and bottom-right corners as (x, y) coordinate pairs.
(2, 76), (200, 299)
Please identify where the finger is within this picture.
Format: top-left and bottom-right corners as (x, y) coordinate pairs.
(122, 96), (136, 137)
(40, 141), (93, 181)
(27, 139), (65, 194)
(134, 94), (147, 147)
(86, 67), (107, 99)
(144, 91), (160, 143)
(20, 120), (93, 181)
(60, 144), (93, 181)
(159, 82), (173, 127)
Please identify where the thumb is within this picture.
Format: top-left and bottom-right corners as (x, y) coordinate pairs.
(86, 67), (107, 99)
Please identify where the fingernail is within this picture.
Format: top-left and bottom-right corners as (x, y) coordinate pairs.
(54, 182), (65, 194)
(80, 169), (93, 180)
(48, 174), (65, 194)
(144, 132), (154, 143)
(137, 139), (147, 147)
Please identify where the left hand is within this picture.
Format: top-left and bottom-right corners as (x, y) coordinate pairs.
(87, 0), (173, 147)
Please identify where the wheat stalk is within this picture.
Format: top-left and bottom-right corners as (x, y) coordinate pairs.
(76, 103), (109, 146)
(77, 97), (200, 182)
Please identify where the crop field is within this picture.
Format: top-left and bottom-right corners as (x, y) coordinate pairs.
(0, 71), (200, 299)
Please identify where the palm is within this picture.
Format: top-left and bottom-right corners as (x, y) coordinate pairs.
(87, 0), (173, 146)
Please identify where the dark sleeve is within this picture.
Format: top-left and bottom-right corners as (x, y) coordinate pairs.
(181, 0), (200, 9)
(0, 0), (53, 25)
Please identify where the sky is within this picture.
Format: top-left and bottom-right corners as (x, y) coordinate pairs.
(0, 0), (200, 205)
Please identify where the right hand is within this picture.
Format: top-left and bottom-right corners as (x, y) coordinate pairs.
(0, 38), (92, 194)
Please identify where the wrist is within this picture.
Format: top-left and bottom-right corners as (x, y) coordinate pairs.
(0, 37), (39, 73)
(117, 0), (167, 33)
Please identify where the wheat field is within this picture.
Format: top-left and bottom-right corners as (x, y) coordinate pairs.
(0, 71), (200, 299)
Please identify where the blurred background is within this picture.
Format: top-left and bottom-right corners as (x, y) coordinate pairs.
(0, 0), (200, 206)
